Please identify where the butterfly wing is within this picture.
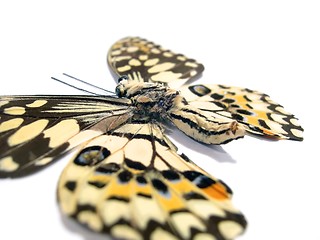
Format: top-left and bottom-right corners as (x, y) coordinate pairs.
(107, 37), (204, 89)
(0, 95), (133, 177)
(180, 84), (303, 141)
(58, 122), (247, 240)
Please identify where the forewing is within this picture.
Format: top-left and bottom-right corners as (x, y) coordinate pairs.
(0, 95), (133, 177)
(180, 84), (303, 141)
(58, 122), (247, 240)
(107, 37), (204, 89)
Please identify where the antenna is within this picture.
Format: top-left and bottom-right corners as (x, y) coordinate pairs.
(51, 73), (115, 95)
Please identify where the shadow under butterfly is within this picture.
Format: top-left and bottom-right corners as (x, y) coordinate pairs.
(0, 37), (303, 240)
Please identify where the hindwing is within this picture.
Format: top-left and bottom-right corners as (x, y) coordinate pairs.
(58, 122), (247, 240)
(180, 84), (303, 141)
(0, 95), (133, 177)
(107, 37), (204, 89)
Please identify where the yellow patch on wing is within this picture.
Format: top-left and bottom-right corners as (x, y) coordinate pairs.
(78, 211), (103, 232)
(0, 118), (24, 133)
(151, 71), (182, 83)
(43, 119), (80, 148)
(110, 225), (141, 240)
(117, 65), (131, 72)
(129, 59), (142, 66)
(34, 157), (53, 166)
(148, 62), (175, 73)
(26, 100), (47, 108)
(144, 58), (160, 66)
(0, 156), (19, 172)
(150, 228), (179, 240)
(8, 119), (49, 146)
(4, 106), (26, 115)
(218, 221), (244, 239)
(171, 212), (206, 239)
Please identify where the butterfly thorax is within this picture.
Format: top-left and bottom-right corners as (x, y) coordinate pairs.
(116, 79), (180, 121)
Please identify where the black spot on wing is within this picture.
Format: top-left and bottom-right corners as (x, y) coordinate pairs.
(136, 175), (147, 185)
(65, 181), (77, 192)
(258, 119), (271, 130)
(222, 98), (236, 104)
(151, 179), (168, 195)
(118, 170), (133, 183)
(74, 146), (110, 166)
(211, 93), (224, 100)
(183, 191), (207, 200)
(236, 109), (254, 115)
(232, 113), (245, 121)
(189, 85), (211, 97)
(183, 171), (216, 188)
(107, 196), (130, 202)
(194, 175), (216, 188)
(213, 101), (227, 109)
(137, 193), (152, 198)
(161, 170), (180, 181)
(182, 171), (202, 181)
(88, 181), (106, 188)
(125, 158), (147, 170)
(95, 163), (120, 175)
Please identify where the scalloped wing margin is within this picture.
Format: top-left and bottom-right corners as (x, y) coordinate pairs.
(58, 122), (247, 240)
(180, 84), (303, 141)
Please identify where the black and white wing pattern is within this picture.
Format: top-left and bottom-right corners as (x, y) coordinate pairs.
(1, 36), (305, 240)
(108, 37), (204, 89)
(0, 95), (132, 177)
(0, 93), (247, 239)
(58, 122), (247, 240)
(108, 37), (303, 141)
(179, 84), (304, 141)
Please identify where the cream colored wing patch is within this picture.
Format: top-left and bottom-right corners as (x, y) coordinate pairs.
(58, 123), (247, 240)
(180, 84), (303, 141)
(0, 95), (133, 177)
(107, 37), (204, 89)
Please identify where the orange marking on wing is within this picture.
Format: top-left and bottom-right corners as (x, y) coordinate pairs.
(104, 178), (131, 199)
(155, 190), (185, 213)
(203, 183), (229, 200)
(89, 175), (112, 183)
(166, 179), (193, 193)
(134, 181), (152, 197)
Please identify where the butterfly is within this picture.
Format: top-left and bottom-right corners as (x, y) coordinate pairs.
(0, 37), (303, 240)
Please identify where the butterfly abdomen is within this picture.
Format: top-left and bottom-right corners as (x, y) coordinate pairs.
(169, 103), (245, 144)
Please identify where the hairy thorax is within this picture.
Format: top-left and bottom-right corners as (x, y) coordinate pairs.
(115, 79), (181, 122)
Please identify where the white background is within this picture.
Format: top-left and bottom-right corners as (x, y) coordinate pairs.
(0, 1), (319, 240)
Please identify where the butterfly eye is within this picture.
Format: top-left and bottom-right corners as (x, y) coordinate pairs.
(115, 85), (125, 97)
(117, 75), (129, 83)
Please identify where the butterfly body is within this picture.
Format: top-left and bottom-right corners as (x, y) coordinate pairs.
(116, 78), (245, 145)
